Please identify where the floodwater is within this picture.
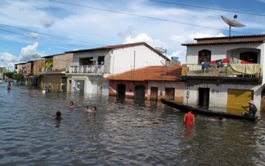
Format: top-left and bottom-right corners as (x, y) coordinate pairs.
(1, 82), (265, 166)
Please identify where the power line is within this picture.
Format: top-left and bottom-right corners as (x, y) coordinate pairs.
(0, 23), (106, 46)
(150, 0), (265, 17)
(49, 0), (247, 35)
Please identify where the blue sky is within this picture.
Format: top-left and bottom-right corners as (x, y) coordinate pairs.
(1, 0), (265, 70)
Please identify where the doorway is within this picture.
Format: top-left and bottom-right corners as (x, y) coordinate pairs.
(134, 85), (145, 105)
(117, 84), (126, 103)
(198, 87), (210, 107)
(150, 87), (158, 100)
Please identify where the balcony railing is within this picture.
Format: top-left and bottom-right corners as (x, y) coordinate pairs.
(181, 64), (262, 78)
(67, 65), (104, 74)
(40, 67), (52, 72)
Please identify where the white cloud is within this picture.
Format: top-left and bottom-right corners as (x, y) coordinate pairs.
(40, 17), (55, 28)
(125, 33), (166, 48)
(0, 52), (17, 69)
(19, 42), (40, 62)
(29, 32), (39, 39)
(0, 52), (17, 62)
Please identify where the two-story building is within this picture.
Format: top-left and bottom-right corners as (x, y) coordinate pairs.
(181, 34), (265, 114)
(40, 53), (73, 92)
(65, 42), (170, 96)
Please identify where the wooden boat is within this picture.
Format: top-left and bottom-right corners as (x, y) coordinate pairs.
(161, 98), (257, 121)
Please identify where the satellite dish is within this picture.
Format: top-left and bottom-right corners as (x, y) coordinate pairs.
(221, 15), (245, 36)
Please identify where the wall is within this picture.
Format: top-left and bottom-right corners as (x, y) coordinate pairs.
(184, 83), (262, 112)
(41, 74), (65, 91)
(148, 81), (185, 103)
(186, 43), (262, 64)
(109, 80), (148, 99)
(111, 45), (167, 75)
(34, 60), (45, 75)
(53, 53), (73, 71)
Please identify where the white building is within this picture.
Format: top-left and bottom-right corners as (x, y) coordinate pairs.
(65, 42), (170, 96)
(181, 34), (264, 114)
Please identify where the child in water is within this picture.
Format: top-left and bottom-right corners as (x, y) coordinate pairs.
(55, 111), (62, 120)
(84, 106), (93, 112)
(68, 101), (74, 109)
(92, 106), (97, 112)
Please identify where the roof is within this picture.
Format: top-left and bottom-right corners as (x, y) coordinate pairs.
(65, 42), (170, 61)
(182, 34), (265, 46)
(194, 34), (265, 40)
(106, 64), (182, 81)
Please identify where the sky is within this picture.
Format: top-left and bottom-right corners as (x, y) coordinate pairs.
(1, 0), (265, 70)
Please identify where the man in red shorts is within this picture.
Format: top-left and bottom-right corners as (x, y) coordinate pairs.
(184, 108), (195, 125)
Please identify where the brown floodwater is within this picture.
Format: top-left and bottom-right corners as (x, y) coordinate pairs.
(0, 82), (265, 166)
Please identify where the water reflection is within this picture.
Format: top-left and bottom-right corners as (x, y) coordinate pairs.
(0, 83), (265, 165)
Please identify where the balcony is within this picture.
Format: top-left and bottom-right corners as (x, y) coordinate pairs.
(181, 63), (262, 84)
(67, 65), (104, 74)
(40, 67), (52, 73)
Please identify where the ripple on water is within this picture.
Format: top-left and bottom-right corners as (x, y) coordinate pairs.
(0, 86), (265, 165)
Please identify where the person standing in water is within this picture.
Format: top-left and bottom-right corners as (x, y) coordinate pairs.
(7, 82), (11, 90)
(184, 108), (195, 125)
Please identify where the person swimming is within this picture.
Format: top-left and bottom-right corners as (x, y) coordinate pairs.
(55, 111), (62, 120)
(68, 101), (74, 109)
(84, 106), (93, 112)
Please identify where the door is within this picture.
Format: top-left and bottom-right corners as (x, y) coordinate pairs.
(227, 89), (253, 114)
(165, 87), (175, 100)
(117, 84), (126, 103)
(198, 87), (210, 107)
(61, 77), (67, 92)
(134, 85), (145, 105)
(150, 87), (158, 100)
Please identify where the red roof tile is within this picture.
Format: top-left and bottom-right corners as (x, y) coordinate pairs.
(107, 64), (182, 81)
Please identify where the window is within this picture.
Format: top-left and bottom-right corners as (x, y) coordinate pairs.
(80, 58), (94, 65)
(240, 51), (257, 63)
(98, 56), (105, 65)
(198, 50), (211, 64)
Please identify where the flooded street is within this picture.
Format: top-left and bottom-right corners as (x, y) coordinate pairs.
(1, 82), (265, 166)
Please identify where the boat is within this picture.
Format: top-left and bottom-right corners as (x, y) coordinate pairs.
(160, 98), (257, 121)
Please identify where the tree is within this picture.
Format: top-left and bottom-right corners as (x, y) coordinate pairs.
(12, 73), (24, 85)
(5, 72), (14, 79)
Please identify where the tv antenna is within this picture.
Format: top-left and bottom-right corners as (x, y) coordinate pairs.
(221, 15), (245, 36)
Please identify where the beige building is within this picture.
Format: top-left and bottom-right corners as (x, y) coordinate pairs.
(40, 53), (73, 92)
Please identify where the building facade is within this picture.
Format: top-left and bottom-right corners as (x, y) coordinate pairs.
(182, 34), (264, 114)
(65, 42), (170, 96)
(107, 64), (184, 104)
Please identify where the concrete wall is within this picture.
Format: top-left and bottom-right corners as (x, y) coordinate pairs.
(53, 53), (73, 71)
(110, 45), (167, 75)
(186, 43), (262, 64)
(34, 60), (45, 75)
(149, 81), (185, 103)
(41, 74), (65, 91)
(184, 84), (262, 112)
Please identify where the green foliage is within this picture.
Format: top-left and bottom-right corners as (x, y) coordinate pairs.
(13, 73), (24, 80)
(5, 72), (14, 78)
